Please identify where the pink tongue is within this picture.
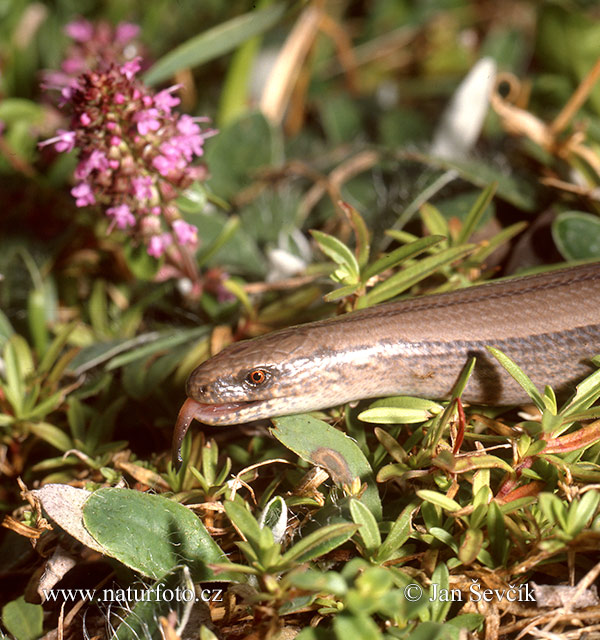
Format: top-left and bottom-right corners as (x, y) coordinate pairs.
(171, 398), (246, 467)
(172, 398), (203, 468)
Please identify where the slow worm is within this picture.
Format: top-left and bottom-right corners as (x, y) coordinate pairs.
(173, 262), (600, 463)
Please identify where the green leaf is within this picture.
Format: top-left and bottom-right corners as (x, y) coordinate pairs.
(224, 500), (268, 551)
(417, 490), (461, 512)
(429, 527), (459, 553)
(374, 502), (417, 563)
(430, 563), (451, 622)
(333, 612), (382, 640)
(454, 182), (497, 245)
(419, 204), (449, 237)
(196, 216), (241, 268)
(350, 499), (381, 552)
(271, 414), (382, 520)
(290, 569), (348, 597)
(144, 3), (287, 85)
(341, 202), (371, 271)
(105, 327), (208, 370)
(566, 490), (600, 537)
(487, 347), (545, 412)
(552, 211), (600, 260)
(360, 396), (443, 425)
(361, 235), (444, 283)
(83, 487), (231, 581)
(361, 245), (474, 307)
(123, 242), (160, 280)
(458, 528), (484, 565)
(2, 596), (43, 640)
(311, 229), (360, 285)
(204, 111), (277, 202)
(281, 523), (358, 564)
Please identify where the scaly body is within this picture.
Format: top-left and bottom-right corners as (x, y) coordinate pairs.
(173, 262), (600, 461)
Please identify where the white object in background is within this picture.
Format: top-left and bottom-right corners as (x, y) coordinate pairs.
(431, 57), (497, 160)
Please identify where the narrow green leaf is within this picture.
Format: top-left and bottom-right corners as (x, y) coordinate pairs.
(458, 528), (484, 565)
(26, 421), (74, 453)
(224, 500), (264, 551)
(362, 245), (474, 307)
(27, 287), (48, 357)
(455, 182), (497, 245)
(417, 490), (461, 512)
(487, 347), (545, 411)
(429, 527), (459, 552)
(341, 202), (371, 271)
(196, 216), (241, 268)
(566, 490), (600, 537)
(218, 0), (273, 126)
(361, 235), (444, 283)
(349, 499), (381, 552)
(38, 321), (78, 375)
(144, 3), (287, 85)
(487, 501), (508, 566)
(430, 563), (451, 622)
(311, 229), (360, 284)
(419, 203), (449, 237)
(281, 523), (357, 564)
(374, 502), (417, 563)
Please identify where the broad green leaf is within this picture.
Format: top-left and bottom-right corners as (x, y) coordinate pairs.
(272, 414), (382, 520)
(552, 211), (600, 261)
(2, 596), (43, 640)
(83, 487), (232, 581)
(144, 3), (287, 85)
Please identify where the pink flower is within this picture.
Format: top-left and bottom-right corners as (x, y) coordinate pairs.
(147, 233), (172, 258)
(64, 19), (94, 42)
(71, 182), (96, 207)
(131, 175), (153, 200)
(106, 204), (135, 229)
(38, 129), (76, 153)
(173, 219), (198, 246)
(152, 154), (179, 176)
(115, 22), (140, 44)
(120, 57), (141, 80)
(135, 108), (161, 136)
(154, 86), (181, 114)
(74, 149), (109, 179)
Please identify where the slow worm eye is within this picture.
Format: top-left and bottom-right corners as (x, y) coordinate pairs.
(246, 369), (267, 385)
